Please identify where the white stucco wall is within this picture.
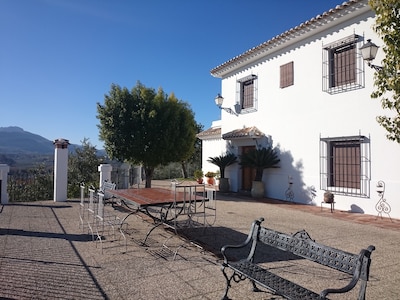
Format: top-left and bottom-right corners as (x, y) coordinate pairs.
(205, 5), (400, 219)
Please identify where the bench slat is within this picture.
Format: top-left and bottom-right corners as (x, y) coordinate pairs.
(259, 227), (358, 275)
(229, 260), (321, 300)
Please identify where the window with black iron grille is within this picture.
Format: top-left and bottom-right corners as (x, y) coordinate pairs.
(320, 135), (370, 197)
(236, 74), (258, 113)
(322, 34), (364, 94)
(280, 61), (294, 88)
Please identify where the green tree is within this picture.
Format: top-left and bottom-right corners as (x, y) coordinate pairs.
(369, 0), (400, 143)
(97, 82), (197, 187)
(68, 138), (104, 198)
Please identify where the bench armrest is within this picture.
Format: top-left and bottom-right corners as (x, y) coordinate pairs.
(320, 245), (375, 299)
(221, 218), (264, 264)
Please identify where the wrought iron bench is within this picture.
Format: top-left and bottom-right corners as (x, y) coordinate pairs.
(220, 218), (375, 300)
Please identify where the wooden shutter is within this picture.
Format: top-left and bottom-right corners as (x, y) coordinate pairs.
(280, 61), (294, 88)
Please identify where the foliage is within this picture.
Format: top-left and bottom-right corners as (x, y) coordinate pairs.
(97, 82), (197, 187)
(205, 171), (216, 178)
(207, 153), (237, 178)
(239, 147), (280, 181)
(369, 0), (400, 143)
(7, 165), (53, 202)
(67, 138), (104, 198)
(193, 169), (204, 179)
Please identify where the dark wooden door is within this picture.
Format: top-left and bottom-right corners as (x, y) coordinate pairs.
(241, 146), (255, 191)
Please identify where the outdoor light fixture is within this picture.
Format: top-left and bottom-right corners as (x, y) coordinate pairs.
(359, 39), (382, 71)
(376, 180), (385, 196)
(215, 94), (240, 116)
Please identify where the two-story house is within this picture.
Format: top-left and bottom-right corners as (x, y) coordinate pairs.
(198, 0), (400, 219)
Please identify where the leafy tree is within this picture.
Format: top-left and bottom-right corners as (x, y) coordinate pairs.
(97, 82), (197, 187)
(68, 138), (104, 198)
(369, 0), (400, 143)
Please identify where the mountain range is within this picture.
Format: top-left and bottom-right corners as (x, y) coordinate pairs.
(0, 126), (84, 154)
(0, 127), (107, 168)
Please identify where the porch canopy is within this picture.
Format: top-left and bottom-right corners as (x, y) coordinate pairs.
(222, 126), (265, 140)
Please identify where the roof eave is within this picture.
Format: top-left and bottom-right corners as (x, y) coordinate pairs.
(210, 0), (371, 78)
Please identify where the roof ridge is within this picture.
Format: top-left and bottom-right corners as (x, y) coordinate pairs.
(210, 0), (369, 77)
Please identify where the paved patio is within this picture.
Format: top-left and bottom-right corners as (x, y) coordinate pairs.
(0, 184), (399, 299)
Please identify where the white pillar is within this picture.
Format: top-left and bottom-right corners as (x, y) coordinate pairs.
(120, 163), (130, 189)
(98, 164), (112, 189)
(0, 164), (10, 204)
(53, 138), (69, 202)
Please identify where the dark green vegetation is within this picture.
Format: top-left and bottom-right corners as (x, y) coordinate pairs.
(369, 0), (400, 143)
(239, 147), (280, 182)
(97, 82), (198, 188)
(207, 153), (237, 179)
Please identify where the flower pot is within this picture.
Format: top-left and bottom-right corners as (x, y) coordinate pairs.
(206, 177), (214, 185)
(251, 181), (265, 198)
(219, 178), (230, 193)
(324, 192), (334, 203)
(197, 178), (203, 184)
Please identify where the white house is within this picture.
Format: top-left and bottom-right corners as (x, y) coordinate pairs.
(198, 0), (400, 219)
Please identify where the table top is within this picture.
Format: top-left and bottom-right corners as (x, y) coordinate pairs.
(110, 187), (205, 208)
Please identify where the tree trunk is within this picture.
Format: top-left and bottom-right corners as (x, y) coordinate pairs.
(181, 161), (188, 178)
(144, 166), (154, 188)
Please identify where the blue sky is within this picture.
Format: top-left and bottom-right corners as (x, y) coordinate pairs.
(0, 0), (343, 149)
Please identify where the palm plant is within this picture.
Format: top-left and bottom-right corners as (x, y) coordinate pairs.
(207, 153), (238, 178)
(239, 147), (280, 181)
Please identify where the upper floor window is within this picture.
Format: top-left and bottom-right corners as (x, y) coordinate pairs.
(280, 61), (294, 88)
(320, 135), (370, 197)
(236, 74), (258, 113)
(322, 34), (364, 94)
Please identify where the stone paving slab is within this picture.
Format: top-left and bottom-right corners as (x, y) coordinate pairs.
(0, 190), (399, 299)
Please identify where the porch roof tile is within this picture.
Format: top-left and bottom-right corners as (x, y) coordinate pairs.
(222, 126), (265, 140)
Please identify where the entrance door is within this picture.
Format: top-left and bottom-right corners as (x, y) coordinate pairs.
(241, 146), (255, 191)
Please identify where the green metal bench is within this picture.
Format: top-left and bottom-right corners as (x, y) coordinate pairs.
(221, 218), (375, 300)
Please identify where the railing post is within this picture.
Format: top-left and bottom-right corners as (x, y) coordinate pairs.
(0, 164), (10, 204)
(53, 138), (69, 202)
(98, 164), (112, 190)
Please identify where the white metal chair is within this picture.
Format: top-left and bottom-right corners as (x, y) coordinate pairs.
(94, 191), (127, 253)
(78, 182), (87, 231)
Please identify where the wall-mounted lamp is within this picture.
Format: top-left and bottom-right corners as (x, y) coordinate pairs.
(215, 94), (240, 116)
(376, 180), (385, 196)
(359, 39), (382, 71)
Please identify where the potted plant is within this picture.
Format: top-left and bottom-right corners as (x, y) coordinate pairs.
(324, 191), (334, 203)
(194, 169), (204, 184)
(239, 147), (280, 198)
(207, 153), (237, 192)
(204, 171), (216, 185)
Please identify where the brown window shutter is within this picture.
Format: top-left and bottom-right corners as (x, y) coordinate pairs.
(280, 61), (294, 88)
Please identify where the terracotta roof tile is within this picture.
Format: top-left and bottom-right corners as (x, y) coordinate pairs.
(196, 127), (221, 139)
(222, 126), (265, 140)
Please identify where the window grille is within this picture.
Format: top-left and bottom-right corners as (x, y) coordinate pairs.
(320, 135), (370, 197)
(236, 75), (258, 113)
(280, 61), (294, 88)
(322, 34), (365, 94)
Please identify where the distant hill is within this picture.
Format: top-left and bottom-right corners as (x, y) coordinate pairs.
(0, 126), (106, 168)
(0, 126), (55, 154)
(0, 126), (98, 154)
